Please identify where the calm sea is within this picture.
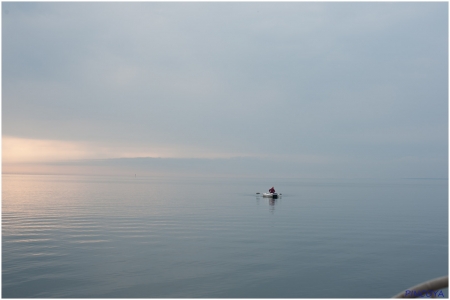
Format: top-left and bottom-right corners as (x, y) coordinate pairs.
(2, 174), (448, 298)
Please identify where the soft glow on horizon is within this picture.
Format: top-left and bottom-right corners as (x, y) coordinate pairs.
(2, 136), (166, 164)
(1, 135), (274, 176)
(2, 135), (263, 165)
(3, 136), (93, 163)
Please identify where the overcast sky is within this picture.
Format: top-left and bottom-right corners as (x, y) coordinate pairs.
(2, 2), (448, 178)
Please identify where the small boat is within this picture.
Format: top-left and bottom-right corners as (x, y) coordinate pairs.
(262, 192), (279, 199)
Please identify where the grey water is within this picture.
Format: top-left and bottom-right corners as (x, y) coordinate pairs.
(2, 174), (448, 298)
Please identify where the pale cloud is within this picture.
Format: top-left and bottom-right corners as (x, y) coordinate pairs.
(2, 2), (447, 178)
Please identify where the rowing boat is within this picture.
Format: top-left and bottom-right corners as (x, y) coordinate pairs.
(262, 193), (279, 199)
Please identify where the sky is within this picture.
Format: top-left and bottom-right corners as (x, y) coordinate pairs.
(2, 2), (448, 178)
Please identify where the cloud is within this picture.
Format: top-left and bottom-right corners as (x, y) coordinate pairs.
(2, 2), (447, 178)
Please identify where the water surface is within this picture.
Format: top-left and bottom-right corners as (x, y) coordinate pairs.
(2, 175), (448, 297)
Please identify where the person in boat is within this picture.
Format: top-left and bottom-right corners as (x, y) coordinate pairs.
(269, 186), (275, 193)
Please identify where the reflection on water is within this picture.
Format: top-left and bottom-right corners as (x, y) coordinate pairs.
(268, 198), (277, 213)
(2, 175), (448, 298)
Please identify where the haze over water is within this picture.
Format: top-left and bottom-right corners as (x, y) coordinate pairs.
(3, 174), (447, 298)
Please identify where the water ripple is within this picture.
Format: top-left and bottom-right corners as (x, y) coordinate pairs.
(2, 175), (448, 298)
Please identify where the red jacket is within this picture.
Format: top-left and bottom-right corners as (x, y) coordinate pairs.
(269, 187), (275, 193)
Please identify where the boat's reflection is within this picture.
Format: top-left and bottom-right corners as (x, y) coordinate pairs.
(269, 198), (277, 206)
(256, 195), (279, 213)
(268, 198), (277, 213)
